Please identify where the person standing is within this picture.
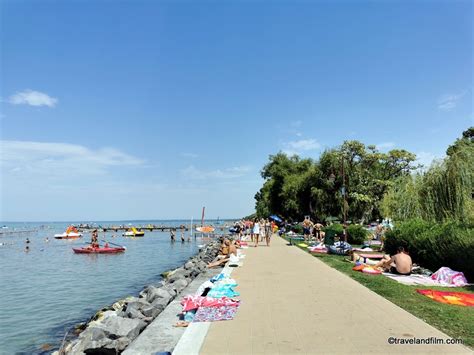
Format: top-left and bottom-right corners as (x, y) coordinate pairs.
(253, 219), (260, 247)
(91, 229), (99, 248)
(302, 216), (312, 242)
(170, 229), (176, 242)
(265, 219), (272, 246)
(314, 222), (323, 242)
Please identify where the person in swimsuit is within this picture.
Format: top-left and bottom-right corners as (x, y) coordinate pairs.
(375, 246), (412, 275)
(302, 217), (313, 241)
(313, 222), (323, 242)
(91, 229), (99, 248)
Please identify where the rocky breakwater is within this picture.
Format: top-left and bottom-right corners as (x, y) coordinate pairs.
(60, 241), (220, 355)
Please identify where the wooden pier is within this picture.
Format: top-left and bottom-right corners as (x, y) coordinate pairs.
(76, 224), (231, 233)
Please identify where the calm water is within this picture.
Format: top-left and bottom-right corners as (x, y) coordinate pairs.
(0, 220), (227, 354)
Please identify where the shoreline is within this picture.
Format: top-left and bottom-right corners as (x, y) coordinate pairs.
(53, 240), (221, 354)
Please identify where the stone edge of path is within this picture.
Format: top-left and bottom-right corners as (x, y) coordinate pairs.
(122, 267), (224, 354)
(172, 264), (235, 355)
(58, 241), (221, 354)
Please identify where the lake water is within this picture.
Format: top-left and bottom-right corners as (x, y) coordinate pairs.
(0, 220), (226, 354)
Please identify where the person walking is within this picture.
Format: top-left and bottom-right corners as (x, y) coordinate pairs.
(253, 219), (260, 247)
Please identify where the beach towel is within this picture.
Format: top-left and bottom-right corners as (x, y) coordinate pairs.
(416, 290), (474, 307)
(207, 284), (240, 298)
(193, 304), (240, 322)
(382, 273), (470, 287)
(210, 273), (226, 283)
(361, 266), (382, 275)
(181, 295), (240, 312)
(431, 267), (468, 287)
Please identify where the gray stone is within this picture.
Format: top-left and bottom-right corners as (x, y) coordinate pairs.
(126, 306), (145, 320)
(161, 284), (177, 297)
(184, 261), (195, 270)
(146, 286), (172, 304)
(78, 326), (109, 341)
(172, 278), (188, 293)
(168, 267), (189, 282)
(101, 316), (146, 339)
(72, 327), (112, 353)
(141, 304), (163, 318)
(151, 296), (171, 309)
(109, 336), (131, 351)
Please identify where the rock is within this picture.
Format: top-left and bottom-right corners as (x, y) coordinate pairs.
(146, 286), (172, 304)
(126, 305), (146, 320)
(196, 260), (207, 271)
(109, 336), (131, 351)
(127, 299), (150, 312)
(141, 304), (164, 318)
(184, 261), (194, 270)
(161, 284), (177, 297)
(78, 326), (109, 341)
(101, 316), (146, 339)
(168, 268), (190, 282)
(72, 327), (112, 353)
(172, 278), (188, 293)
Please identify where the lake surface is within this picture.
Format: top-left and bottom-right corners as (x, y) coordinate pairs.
(0, 220), (226, 354)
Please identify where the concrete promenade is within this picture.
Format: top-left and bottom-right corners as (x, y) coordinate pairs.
(198, 236), (470, 354)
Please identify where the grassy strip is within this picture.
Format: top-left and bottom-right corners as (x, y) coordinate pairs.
(283, 236), (474, 348)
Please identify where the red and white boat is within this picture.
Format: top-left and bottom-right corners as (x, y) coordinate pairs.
(54, 226), (83, 239)
(73, 245), (126, 254)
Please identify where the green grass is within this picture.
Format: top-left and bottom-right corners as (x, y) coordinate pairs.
(283, 236), (474, 348)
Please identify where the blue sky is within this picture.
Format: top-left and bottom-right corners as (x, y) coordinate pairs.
(1, 0), (472, 221)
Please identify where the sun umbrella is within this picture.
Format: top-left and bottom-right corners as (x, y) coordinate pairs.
(270, 215), (283, 223)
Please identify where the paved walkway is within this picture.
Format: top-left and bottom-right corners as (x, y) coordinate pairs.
(199, 236), (470, 354)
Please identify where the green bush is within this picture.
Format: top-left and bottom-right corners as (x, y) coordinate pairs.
(323, 223), (344, 245)
(291, 224), (303, 234)
(385, 219), (474, 280)
(347, 224), (368, 245)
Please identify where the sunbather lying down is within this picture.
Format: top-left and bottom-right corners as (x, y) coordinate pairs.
(208, 239), (238, 268)
(373, 246), (412, 275)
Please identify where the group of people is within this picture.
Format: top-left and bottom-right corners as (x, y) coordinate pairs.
(232, 218), (278, 247)
(170, 228), (191, 243)
(302, 216), (325, 242)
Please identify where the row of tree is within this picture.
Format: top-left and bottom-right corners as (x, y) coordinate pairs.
(381, 128), (473, 223)
(254, 128), (473, 224)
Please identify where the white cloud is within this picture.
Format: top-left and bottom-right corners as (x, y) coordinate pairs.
(438, 92), (465, 111)
(282, 138), (320, 155)
(0, 140), (144, 177)
(180, 165), (251, 179)
(8, 89), (58, 107)
(376, 142), (395, 150)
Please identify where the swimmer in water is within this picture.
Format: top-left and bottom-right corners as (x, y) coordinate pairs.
(25, 245), (30, 252)
(45, 237), (49, 243)
(181, 231), (185, 243)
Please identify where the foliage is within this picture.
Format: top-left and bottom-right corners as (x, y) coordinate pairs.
(382, 128), (474, 223)
(347, 224), (369, 244)
(385, 219), (474, 280)
(322, 223), (344, 244)
(255, 140), (417, 223)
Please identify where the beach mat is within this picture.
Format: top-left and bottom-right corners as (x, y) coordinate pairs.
(416, 289), (474, 307)
(383, 273), (470, 287)
(193, 305), (240, 322)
